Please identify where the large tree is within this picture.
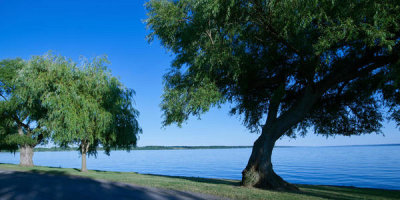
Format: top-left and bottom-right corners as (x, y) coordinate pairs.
(20, 54), (142, 172)
(0, 58), (49, 166)
(146, 0), (400, 190)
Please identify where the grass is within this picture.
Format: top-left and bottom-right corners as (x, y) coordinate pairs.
(0, 163), (399, 200)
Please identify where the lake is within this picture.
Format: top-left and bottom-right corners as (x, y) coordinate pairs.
(1, 145), (399, 190)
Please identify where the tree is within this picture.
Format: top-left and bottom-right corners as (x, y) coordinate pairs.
(146, 0), (400, 190)
(20, 54), (142, 172)
(0, 58), (49, 166)
(0, 116), (18, 152)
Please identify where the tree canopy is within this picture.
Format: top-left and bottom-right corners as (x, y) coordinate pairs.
(147, 0), (400, 136)
(1, 54), (142, 169)
(146, 0), (400, 190)
(0, 58), (49, 165)
(19, 54), (142, 155)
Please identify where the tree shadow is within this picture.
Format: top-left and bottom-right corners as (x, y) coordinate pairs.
(0, 170), (220, 200)
(29, 169), (69, 176)
(143, 173), (240, 186)
(142, 175), (400, 199)
(291, 184), (400, 200)
(1, 165), (398, 200)
(92, 169), (126, 174)
(140, 173), (400, 200)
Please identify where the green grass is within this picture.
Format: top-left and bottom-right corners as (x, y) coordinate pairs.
(0, 163), (399, 200)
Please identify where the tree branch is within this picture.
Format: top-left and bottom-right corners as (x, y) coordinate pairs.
(0, 93), (7, 101)
(35, 133), (44, 146)
(269, 46), (399, 139)
(206, 30), (215, 45)
(273, 85), (318, 139)
(11, 115), (30, 132)
(265, 83), (285, 127)
(316, 52), (398, 95)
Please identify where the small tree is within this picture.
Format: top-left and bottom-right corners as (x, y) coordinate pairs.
(21, 54), (141, 172)
(146, 0), (400, 190)
(0, 58), (49, 166)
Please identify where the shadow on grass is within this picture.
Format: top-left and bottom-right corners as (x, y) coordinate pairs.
(29, 169), (69, 176)
(0, 170), (217, 200)
(137, 173), (400, 199)
(70, 168), (116, 173)
(1, 163), (399, 199)
(92, 169), (126, 174)
(143, 173), (240, 186)
(294, 184), (400, 200)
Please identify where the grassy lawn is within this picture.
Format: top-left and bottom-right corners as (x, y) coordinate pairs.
(0, 163), (399, 200)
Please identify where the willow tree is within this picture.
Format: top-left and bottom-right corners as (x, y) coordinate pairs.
(0, 58), (49, 166)
(146, 0), (400, 190)
(20, 54), (141, 172)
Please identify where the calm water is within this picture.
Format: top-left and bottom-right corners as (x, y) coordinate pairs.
(0, 146), (399, 190)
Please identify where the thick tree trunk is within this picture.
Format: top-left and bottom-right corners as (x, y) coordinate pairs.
(18, 126), (34, 167)
(81, 141), (89, 172)
(19, 145), (34, 167)
(241, 128), (298, 191)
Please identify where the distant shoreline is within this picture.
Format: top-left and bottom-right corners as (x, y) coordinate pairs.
(0, 143), (398, 152)
(32, 145), (253, 152)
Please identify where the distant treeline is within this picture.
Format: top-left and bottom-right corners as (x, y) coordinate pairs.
(2, 144), (399, 152)
(30, 146), (253, 152)
(3, 144), (397, 152)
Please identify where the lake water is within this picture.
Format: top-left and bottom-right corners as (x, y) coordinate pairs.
(1, 145), (399, 190)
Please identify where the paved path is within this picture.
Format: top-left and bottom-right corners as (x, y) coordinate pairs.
(0, 170), (226, 200)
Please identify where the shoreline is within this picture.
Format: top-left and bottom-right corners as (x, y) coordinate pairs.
(0, 163), (398, 200)
(1, 143), (398, 153)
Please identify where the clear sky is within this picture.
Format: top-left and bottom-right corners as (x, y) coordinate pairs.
(1, 0), (399, 146)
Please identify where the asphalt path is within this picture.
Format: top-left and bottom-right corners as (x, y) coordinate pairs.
(0, 170), (227, 200)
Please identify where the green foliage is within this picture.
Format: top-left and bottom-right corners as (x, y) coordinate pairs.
(146, 0), (400, 137)
(0, 120), (18, 151)
(1, 53), (141, 155)
(0, 58), (48, 150)
(161, 75), (224, 126)
(17, 54), (141, 155)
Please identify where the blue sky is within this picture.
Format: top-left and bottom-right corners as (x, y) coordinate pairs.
(1, 0), (399, 146)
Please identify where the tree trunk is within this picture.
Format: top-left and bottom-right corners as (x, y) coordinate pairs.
(20, 145), (34, 167)
(81, 141), (89, 172)
(241, 128), (298, 191)
(18, 126), (34, 167)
